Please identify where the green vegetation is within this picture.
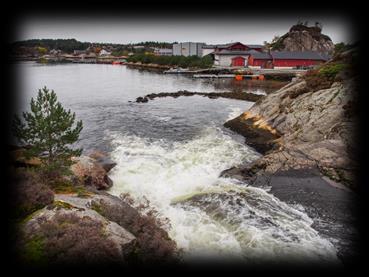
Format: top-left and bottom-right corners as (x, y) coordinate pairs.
(22, 235), (46, 264)
(37, 47), (48, 55)
(12, 39), (90, 53)
(127, 54), (213, 69)
(51, 200), (76, 210)
(302, 61), (348, 92)
(11, 39), (175, 55)
(12, 87), (83, 178)
(318, 62), (347, 79)
(333, 42), (356, 55)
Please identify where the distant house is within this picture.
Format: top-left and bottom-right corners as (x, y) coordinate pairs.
(133, 45), (145, 50)
(248, 51), (330, 69)
(154, 48), (173, 56)
(99, 49), (112, 56)
(173, 42), (205, 57)
(49, 49), (61, 56)
(73, 50), (86, 55)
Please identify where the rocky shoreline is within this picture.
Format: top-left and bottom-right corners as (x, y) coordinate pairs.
(9, 149), (179, 266)
(135, 90), (264, 103)
(221, 48), (359, 264)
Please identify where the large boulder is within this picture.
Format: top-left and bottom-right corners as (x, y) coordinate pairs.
(20, 196), (137, 264)
(270, 24), (334, 54)
(71, 155), (113, 190)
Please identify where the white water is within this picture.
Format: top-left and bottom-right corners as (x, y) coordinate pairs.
(108, 124), (338, 263)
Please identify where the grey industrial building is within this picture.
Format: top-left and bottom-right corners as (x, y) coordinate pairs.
(173, 42), (205, 57)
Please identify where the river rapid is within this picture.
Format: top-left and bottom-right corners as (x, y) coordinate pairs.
(14, 62), (339, 264)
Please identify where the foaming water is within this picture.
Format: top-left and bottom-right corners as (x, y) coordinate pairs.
(108, 126), (338, 263)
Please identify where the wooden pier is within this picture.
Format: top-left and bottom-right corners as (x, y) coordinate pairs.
(193, 74), (261, 79)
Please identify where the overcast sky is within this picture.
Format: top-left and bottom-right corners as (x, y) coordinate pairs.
(15, 14), (355, 44)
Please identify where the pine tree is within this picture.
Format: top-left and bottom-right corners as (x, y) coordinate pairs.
(12, 87), (83, 177)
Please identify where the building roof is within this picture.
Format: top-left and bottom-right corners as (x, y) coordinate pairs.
(203, 43), (263, 49)
(271, 51), (330, 60)
(249, 51), (331, 61)
(214, 50), (254, 55)
(249, 52), (272, 59)
(246, 44), (264, 49)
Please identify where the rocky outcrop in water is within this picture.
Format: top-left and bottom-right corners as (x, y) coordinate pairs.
(135, 90), (263, 103)
(270, 24), (334, 54)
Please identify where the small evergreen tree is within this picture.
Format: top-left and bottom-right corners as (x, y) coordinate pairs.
(12, 87), (83, 177)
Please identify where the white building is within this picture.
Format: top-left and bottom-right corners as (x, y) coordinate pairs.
(99, 49), (112, 56)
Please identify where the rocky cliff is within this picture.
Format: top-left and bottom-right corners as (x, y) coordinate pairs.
(270, 24), (335, 54)
(224, 47), (358, 188)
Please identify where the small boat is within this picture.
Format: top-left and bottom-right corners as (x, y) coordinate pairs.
(163, 67), (190, 74)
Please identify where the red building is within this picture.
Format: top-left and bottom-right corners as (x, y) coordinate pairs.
(248, 51), (329, 69)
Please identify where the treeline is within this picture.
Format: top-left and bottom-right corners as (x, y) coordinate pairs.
(11, 39), (175, 54)
(11, 39), (91, 53)
(127, 54), (213, 68)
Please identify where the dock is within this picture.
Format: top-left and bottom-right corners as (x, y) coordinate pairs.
(193, 74), (261, 79)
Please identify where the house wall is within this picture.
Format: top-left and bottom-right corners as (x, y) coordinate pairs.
(202, 48), (215, 56)
(273, 59), (323, 67)
(248, 57), (273, 68)
(214, 54), (249, 67)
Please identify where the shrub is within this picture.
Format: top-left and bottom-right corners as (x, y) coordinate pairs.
(11, 170), (54, 219)
(127, 53), (213, 69)
(303, 69), (333, 91)
(318, 62), (346, 79)
(21, 213), (121, 265)
(91, 196), (178, 263)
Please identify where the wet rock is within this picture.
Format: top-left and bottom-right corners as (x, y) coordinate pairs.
(88, 150), (117, 173)
(134, 91), (263, 103)
(136, 96), (149, 103)
(248, 168), (359, 264)
(224, 112), (281, 155)
(172, 187), (339, 262)
(71, 155), (113, 190)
